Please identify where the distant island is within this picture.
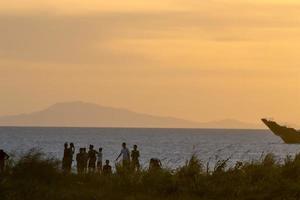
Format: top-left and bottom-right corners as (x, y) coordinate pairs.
(0, 101), (262, 129)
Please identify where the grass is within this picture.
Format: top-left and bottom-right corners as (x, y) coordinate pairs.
(1, 150), (300, 200)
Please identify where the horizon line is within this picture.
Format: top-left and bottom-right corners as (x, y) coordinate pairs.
(0, 125), (268, 131)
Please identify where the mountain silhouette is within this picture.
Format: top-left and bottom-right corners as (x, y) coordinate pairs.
(0, 101), (261, 129)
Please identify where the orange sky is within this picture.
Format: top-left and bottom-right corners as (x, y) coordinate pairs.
(0, 0), (299, 125)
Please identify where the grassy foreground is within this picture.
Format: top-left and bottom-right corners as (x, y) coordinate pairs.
(1, 150), (300, 200)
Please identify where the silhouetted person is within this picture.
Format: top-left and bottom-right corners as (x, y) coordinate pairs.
(149, 158), (162, 171)
(0, 149), (9, 173)
(116, 142), (130, 169)
(62, 142), (70, 173)
(70, 143), (75, 154)
(83, 148), (88, 174)
(76, 148), (85, 174)
(68, 142), (75, 171)
(131, 145), (140, 171)
(97, 148), (103, 173)
(88, 145), (97, 173)
(102, 160), (112, 175)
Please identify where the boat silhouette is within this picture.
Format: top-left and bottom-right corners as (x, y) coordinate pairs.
(262, 118), (300, 144)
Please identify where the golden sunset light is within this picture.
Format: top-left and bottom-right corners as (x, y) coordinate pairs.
(2, 2), (300, 199)
(0, 0), (299, 125)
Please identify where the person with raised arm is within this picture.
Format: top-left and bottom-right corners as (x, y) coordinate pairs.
(62, 142), (70, 173)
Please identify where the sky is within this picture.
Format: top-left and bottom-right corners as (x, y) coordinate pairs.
(0, 0), (299, 125)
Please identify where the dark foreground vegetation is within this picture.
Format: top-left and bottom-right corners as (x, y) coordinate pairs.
(2, 150), (300, 200)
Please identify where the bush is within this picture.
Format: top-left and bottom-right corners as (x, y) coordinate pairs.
(1, 150), (300, 200)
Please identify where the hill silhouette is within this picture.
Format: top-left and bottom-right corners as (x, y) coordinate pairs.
(0, 101), (261, 129)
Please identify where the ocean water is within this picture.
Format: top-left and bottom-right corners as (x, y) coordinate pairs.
(1, 127), (300, 169)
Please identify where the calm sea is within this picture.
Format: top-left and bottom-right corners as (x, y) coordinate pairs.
(1, 127), (300, 169)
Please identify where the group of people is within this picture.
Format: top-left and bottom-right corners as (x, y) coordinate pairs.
(62, 142), (142, 175)
(0, 143), (162, 175)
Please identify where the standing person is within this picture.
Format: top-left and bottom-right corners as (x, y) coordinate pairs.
(102, 160), (112, 176)
(62, 142), (70, 173)
(83, 148), (88, 174)
(76, 148), (84, 174)
(68, 143), (75, 172)
(70, 143), (75, 155)
(97, 148), (103, 173)
(0, 149), (9, 173)
(116, 142), (130, 169)
(88, 145), (97, 173)
(131, 145), (140, 171)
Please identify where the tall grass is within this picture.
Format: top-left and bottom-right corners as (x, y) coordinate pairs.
(1, 150), (300, 200)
